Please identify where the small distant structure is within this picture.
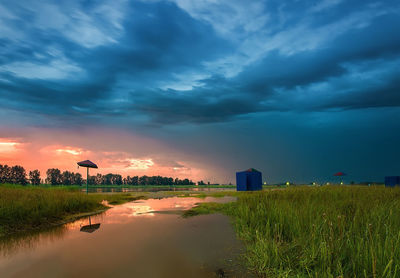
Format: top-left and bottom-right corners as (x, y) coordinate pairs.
(334, 172), (347, 185)
(77, 160), (98, 194)
(385, 176), (400, 187)
(236, 168), (262, 191)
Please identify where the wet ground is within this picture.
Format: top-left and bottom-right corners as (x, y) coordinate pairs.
(0, 197), (253, 278)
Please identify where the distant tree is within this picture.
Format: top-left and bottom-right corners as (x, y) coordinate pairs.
(73, 173), (83, 186)
(46, 168), (62, 185)
(139, 175), (148, 185)
(95, 174), (104, 185)
(104, 174), (113, 185)
(2, 163), (198, 187)
(132, 176), (139, 185)
(0, 164), (12, 183)
(111, 174), (123, 185)
(125, 175), (139, 185)
(10, 165), (28, 185)
(29, 170), (41, 185)
(87, 175), (96, 185)
(61, 171), (74, 185)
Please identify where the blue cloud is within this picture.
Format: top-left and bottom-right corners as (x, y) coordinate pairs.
(0, 0), (399, 126)
(1, 0), (400, 182)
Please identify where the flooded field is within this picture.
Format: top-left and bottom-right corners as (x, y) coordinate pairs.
(0, 196), (252, 278)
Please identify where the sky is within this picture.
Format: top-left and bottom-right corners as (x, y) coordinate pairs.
(0, 0), (399, 184)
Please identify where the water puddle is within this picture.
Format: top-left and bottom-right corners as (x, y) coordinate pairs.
(0, 196), (252, 277)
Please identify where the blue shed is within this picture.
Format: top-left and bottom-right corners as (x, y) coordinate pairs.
(236, 168), (262, 191)
(385, 176), (400, 187)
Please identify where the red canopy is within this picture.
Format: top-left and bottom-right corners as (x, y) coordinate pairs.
(77, 160), (98, 169)
(246, 168), (260, 172)
(334, 172), (346, 176)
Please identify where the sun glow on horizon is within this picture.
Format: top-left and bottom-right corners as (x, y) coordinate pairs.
(55, 148), (83, 156)
(0, 140), (21, 153)
(127, 158), (154, 170)
(0, 131), (209, 182)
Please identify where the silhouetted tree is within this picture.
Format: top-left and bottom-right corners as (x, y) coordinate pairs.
(10, 165), (28, 185)
(46, 168), (62, 185)
(0, 164), (11, 183)
(95, 173), (104, 185)
(131, 176), (139, 185)
(103, 174), (113, 185)
(1, 163), (197, 186)
(29, 170), (41, 185)
(87, 175), (96, 185)
(61, 171), (71, 185)
(73, 173), (83, 185)
(139, 175), (148, 185)
(111, 174), (123, 185)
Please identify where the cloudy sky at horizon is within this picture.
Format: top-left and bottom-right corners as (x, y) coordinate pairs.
(0, 0), (399, 183)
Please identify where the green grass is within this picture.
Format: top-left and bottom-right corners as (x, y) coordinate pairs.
(184, 186), (400, 277)
(0, 185), (144, 237)
(101, 193), (146, 205)
(182, 202), (226, 217)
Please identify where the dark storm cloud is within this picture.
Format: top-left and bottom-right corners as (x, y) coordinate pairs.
(0, 0), (399, 126)
(126, 86), (262, 124)
(121, 10), (400, 123)
(0, 0), (231, 124)
(320, 74), (400, 110)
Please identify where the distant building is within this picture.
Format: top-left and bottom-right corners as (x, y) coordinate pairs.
(385, 176), (400, 187)
(236, 168), (262, 191)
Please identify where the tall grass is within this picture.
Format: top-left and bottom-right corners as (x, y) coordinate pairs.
(0, 185), (142, 237)
(222, 186), (400, 277)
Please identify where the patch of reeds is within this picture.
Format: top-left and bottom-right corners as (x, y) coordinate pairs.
(0, 185), (143, 237)
(185, 186), (400, 277)
(226, 186), (400, 277)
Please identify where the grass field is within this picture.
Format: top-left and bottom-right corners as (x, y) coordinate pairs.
(185, 186), (400, 277)
(0, 185), (144, 237)
(3, 184), (399, 277)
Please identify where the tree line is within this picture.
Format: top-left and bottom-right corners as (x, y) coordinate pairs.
(0, 164), (195, 186)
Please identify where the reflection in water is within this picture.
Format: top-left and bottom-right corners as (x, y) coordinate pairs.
(0, 225), (67, 257)
(84, 196), (236, 224)
(0, 196), (250, 278)
(80, 216), (101, 233)
(0, 197), (234, 256)
(64, 212), (105, 230)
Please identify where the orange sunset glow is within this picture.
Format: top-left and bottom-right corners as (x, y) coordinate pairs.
(1, 1), (399, 277)
(0, 128), (216, 183)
